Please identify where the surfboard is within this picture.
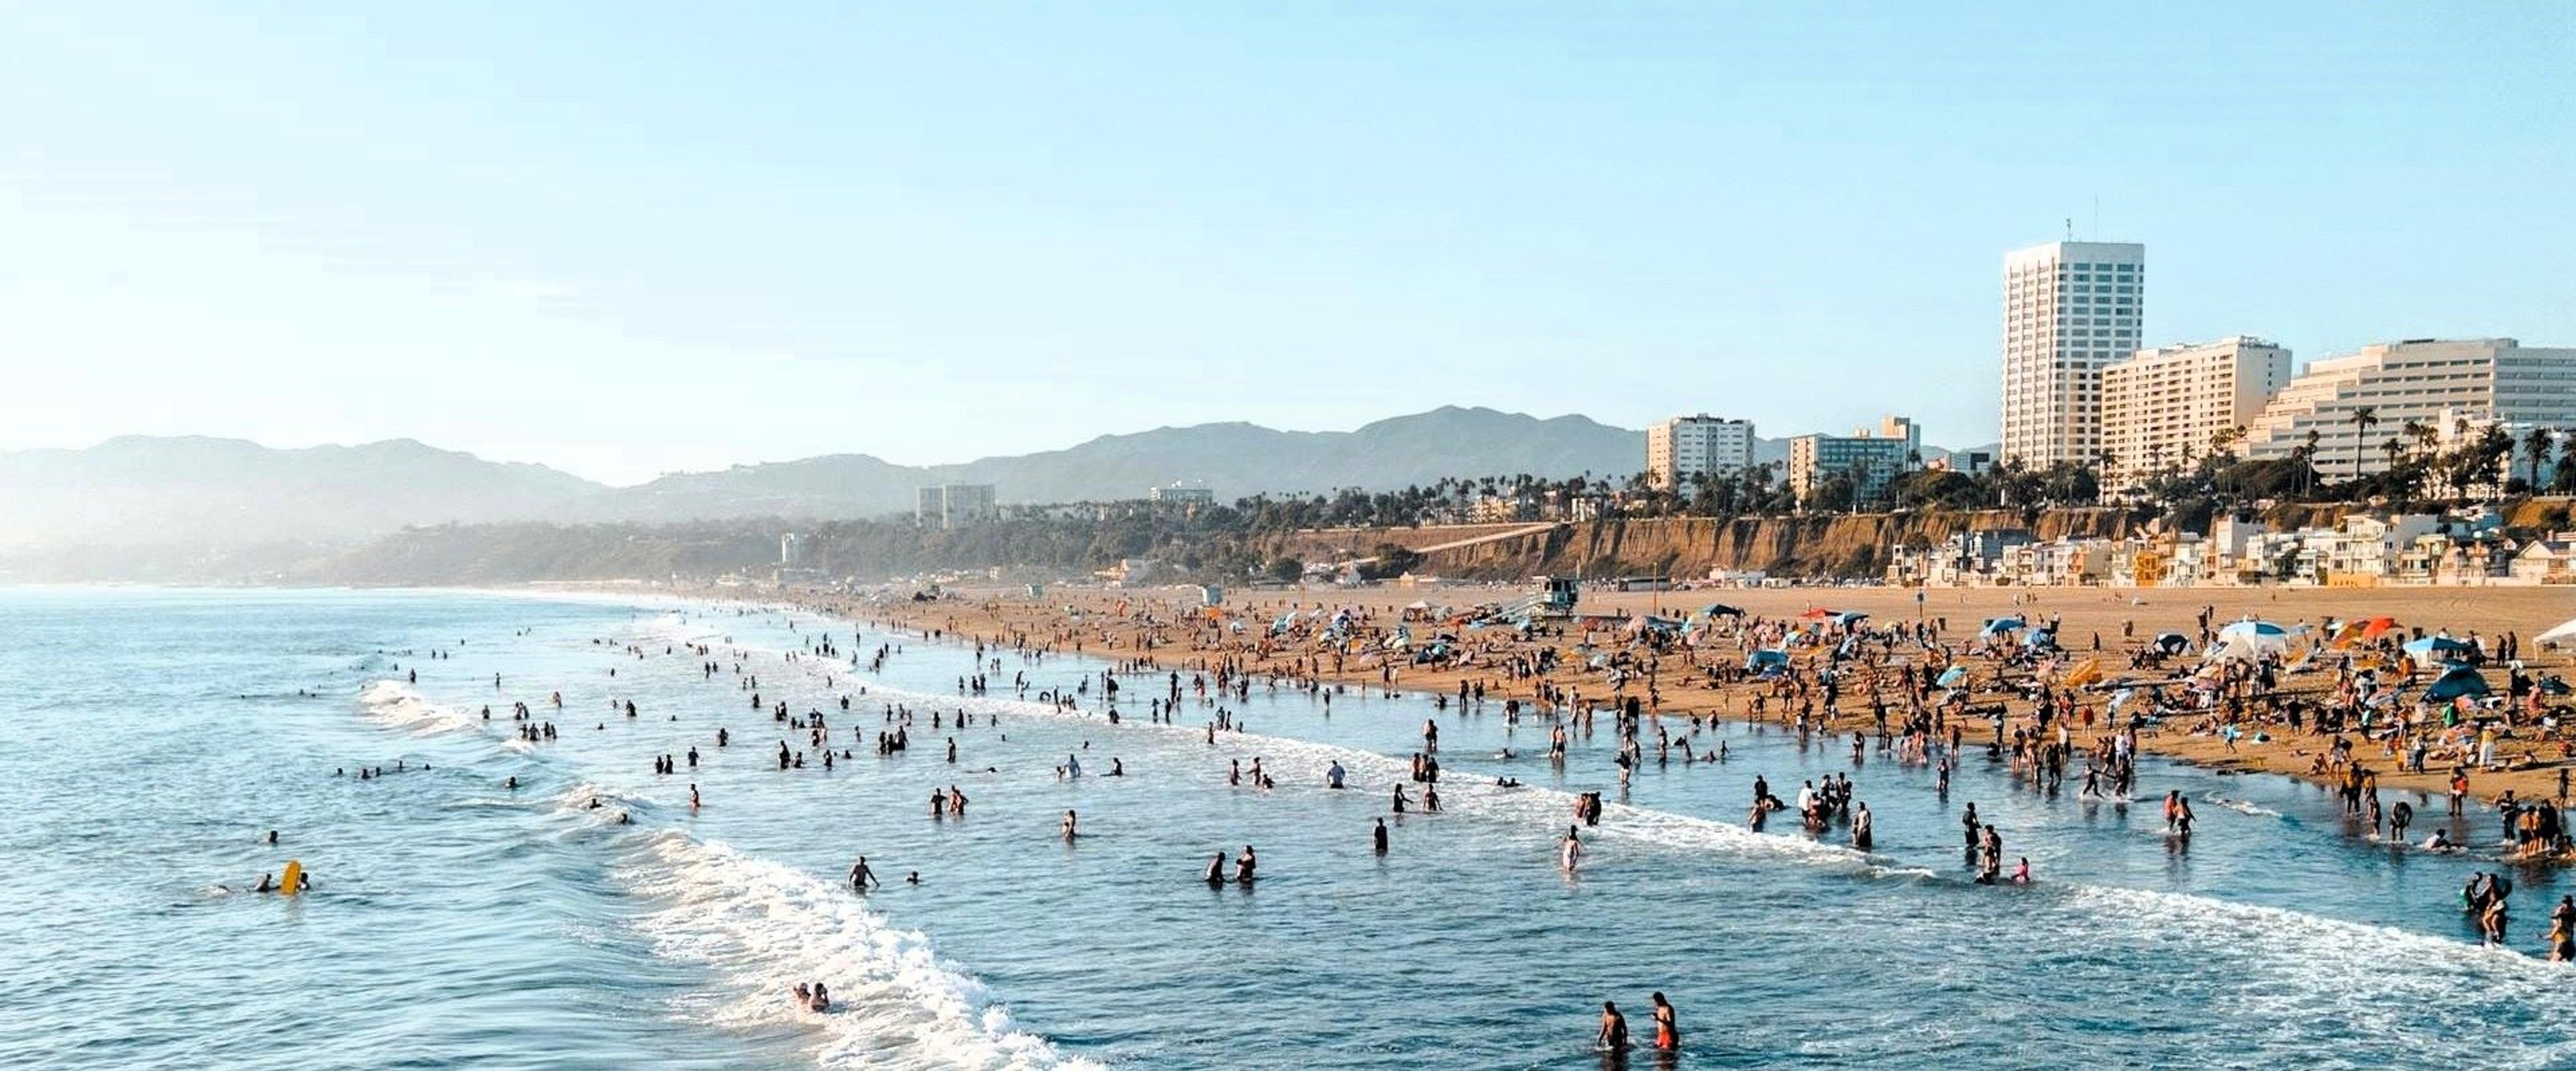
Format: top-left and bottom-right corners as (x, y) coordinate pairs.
(281, 859), (304, 895)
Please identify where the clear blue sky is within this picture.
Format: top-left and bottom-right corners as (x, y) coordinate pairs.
(1, 3), (2567, 484)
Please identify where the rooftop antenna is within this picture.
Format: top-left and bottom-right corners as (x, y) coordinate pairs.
(2063, 217), (2074, 241)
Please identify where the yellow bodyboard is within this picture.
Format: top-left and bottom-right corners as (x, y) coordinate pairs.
(281, 859), (304, 895)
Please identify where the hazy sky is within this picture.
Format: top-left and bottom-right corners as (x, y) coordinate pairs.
(1, 3), (2568, 485)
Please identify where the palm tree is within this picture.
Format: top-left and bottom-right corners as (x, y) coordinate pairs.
(2523, 426), (2557, 491)
(2349, 406), (2378, 484)
(2301, 428), (2323, 497)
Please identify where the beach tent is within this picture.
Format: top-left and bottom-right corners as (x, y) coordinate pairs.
(2538, 617), (2576, 645)
(2401, 636), (2476, 661)
(1834, 611), (1870, 627)
(2026, 627), (2059, 651)
(1701, 603), (1746, 619)
(2206, 632), (2288, 663)
(2153, 632), (2192, 655)
(2538, 676), (2573, 697)
(2424, 666), (2491, 701)
(1745, 649), (1791, 671)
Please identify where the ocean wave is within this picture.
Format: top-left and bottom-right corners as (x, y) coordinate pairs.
(617, 831), (1099, 1071)
(358, 679), (477, 736)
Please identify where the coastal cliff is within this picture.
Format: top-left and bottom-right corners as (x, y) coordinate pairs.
(1267, 510), (2143, 581)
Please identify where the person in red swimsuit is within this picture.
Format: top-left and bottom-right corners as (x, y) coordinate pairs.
(1650, 991), (1678, 1052)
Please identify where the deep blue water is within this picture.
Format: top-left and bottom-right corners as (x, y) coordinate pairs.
(3, 587), (2571, 1070)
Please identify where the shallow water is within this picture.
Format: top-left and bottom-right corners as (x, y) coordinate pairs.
(3, 587), (2568, 1070)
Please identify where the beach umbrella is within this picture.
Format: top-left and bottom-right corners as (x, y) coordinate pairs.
(1745, 649), (1790, 670)
(1935, 666), (1970, 687)
(2218, 620), (2292, 640)
(2538, 617), (2576, 645)
(2153, 632), (2191, 654)
(1702, 603), (1745, 618)
(2357, 616), (2401, 640)
(1835, 611), (1870, 627)
(2402, 636), (2475, 660)
(1980, 617), (2025, 636)
(2026, 627), (2058, 650)
(2424, 666), (2490, 701)
(2063, 658), (2104, 688)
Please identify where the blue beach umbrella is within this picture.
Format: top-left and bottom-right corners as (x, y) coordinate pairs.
(2424, 666), (2490, 701)
(1981, 617), (2025, 637)
(2217, 620), (2292, 640)
(1745, 649), (1790, 670)
(2402, 636), (2475, 660)
(1935, 666), (1970, 687)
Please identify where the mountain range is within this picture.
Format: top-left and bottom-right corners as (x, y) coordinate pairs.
(0, 407), (1983, 574)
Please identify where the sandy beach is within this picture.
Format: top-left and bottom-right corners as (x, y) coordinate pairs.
(827, 580), (2576, 806)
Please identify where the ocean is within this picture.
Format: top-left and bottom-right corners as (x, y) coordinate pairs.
(3, 586), (2570, 1070)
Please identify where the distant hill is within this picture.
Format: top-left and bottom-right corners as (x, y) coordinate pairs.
(0, 436), (602, 554)
(0, 409), (1982, 579)
(588, 406), (1648, 522)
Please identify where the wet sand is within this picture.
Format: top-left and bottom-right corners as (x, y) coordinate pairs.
(820, 581), (2576, 807)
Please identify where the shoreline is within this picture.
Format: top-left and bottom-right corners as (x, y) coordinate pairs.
(763, 580), (2575, 815)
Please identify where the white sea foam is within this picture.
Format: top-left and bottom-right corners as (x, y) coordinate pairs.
(616, 831), (1099, 1071)
(358, 679), (477, 735)
(2204, 792), (2282, 817)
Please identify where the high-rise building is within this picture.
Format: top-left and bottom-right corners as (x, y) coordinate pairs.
(914, 483), (998, 529)
(1788, 415), (1920, 504)
(2098, 337), (2291, 487)
(1644, 415), (1756, 491)
(2001, 240), (2146, 468)
(2239, 338), (2576, 480)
